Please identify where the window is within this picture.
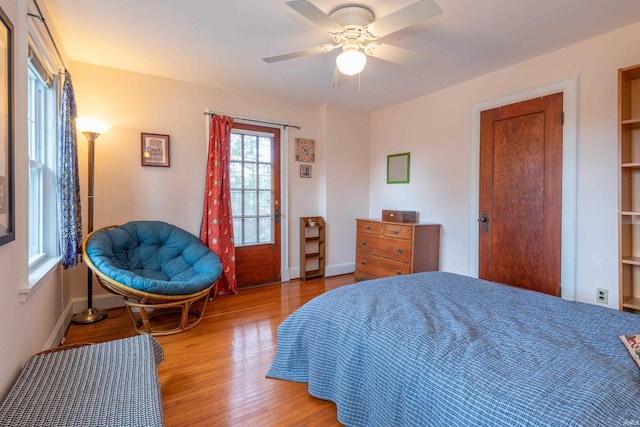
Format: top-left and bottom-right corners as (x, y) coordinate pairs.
(230, 130), (274, 246)
(27, 47), (58, 271)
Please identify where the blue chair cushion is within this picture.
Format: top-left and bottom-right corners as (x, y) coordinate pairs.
(85, 221), (222, 295)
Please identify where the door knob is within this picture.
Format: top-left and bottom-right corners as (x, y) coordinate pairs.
(478, 213), (488, 232)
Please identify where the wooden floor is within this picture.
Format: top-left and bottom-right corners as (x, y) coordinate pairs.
(64, 275), (355, 427)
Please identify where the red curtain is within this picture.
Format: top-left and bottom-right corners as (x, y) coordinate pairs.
(200, 115), (237, 295)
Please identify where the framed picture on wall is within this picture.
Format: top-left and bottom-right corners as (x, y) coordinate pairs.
(0, 176), (6, 214)
(0, 6), (14, 246)
(295, 138), (315, 162)
(387, 152), (410, 184)
(300, 164), (312, 178)
(141, 133), (170, 167)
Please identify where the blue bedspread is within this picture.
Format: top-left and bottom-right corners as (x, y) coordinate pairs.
(267, 272), (640, 426)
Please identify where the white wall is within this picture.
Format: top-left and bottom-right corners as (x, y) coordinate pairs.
(370, 21), (640, 308)
(289, 105), (369, 278)
(323, 105), (370, 275)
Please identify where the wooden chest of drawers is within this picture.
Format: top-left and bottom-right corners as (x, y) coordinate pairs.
(354, 219), (441, 281)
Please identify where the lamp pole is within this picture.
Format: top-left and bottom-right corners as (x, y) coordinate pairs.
(71, 129), (108, 325)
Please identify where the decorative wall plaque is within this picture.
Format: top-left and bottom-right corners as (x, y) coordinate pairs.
(295, 138), (315, 162)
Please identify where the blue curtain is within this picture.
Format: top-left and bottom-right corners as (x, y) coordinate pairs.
(57, 71), (83, 268)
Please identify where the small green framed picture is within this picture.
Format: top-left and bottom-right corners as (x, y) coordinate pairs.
(387, 152), (410, 184)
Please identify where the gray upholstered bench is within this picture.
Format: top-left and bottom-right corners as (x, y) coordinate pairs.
(0, 335), (164, 426)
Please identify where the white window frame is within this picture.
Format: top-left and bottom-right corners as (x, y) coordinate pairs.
(22, 14), (63, 301)
(28, 64), (58, 260)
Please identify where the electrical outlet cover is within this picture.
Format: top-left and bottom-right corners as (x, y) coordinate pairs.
(596, 288), (608, 304)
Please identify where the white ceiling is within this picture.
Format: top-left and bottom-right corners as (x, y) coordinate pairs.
(43, 0), (640, 111)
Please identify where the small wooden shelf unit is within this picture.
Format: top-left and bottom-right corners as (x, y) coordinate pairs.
(619, 64), (640, 313)
(300, 216), (325, 280)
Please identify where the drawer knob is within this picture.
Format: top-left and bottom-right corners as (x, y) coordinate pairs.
(395, 270), (402, 275)
(361, 241), (367, 247)
(392, 229), (399, 235)
(360, 260), (367, 266)
(397, 248), (403, 254)
(365, 225), (371, 231)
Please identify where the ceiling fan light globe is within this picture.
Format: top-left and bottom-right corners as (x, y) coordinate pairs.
(336, 49), (367, 76)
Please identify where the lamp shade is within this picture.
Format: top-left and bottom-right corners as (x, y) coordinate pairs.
(76, 117), (110, 135)
(336, 48), (367, 76)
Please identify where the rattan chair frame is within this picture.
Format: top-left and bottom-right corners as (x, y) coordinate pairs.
(82, 225), (215, 336)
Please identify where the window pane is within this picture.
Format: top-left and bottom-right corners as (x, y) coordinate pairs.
(28, 166), (42, 256)
(244, 163), (257, 189)
(244, 191), (257, 216)
(230, 129), (276, 248)
(233, 218), (243, 245)
(27, 67), (48, 260)
(259, 217), (272, 243)
(244, 218), (257, 244)
(230, 190), (242, 216)
(258, 164), (271, 190)
(230, 134), (242, 161)
(258, 191), (271, 215)
(243, 135), (257, 161)
(258, 137), (271, 163)
(28, 74), (36, 158)
(230, 162), (242, 189)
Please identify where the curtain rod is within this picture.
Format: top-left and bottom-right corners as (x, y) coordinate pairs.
(204, 110), (301, 130)
(28, 0), (67, 71)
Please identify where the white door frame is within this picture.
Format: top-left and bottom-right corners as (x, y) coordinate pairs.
(468, 75), (579, 300)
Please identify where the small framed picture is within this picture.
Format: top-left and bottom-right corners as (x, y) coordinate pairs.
(295, 138), (315, 162)
(141, 133), (170, 167)
(387, 152), (410, 184)
(300, 164), (311, 178)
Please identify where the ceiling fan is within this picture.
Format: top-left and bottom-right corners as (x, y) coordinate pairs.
(263, 0), (443, 77)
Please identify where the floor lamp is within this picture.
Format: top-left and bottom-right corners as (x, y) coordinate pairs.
(71, 117), (110, 325)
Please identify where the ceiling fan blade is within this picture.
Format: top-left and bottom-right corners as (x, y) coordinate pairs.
(365, 0), (442, 39)
(263, 44), (338, 63)
(285, 0), (344, 33)
(365, 43), (427, 66)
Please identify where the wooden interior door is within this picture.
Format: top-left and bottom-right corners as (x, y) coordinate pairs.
(479, 93), (563, 296)
(231, 123), (281, 288)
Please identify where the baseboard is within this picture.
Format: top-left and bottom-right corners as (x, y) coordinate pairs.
(71, 293), (124, 315)
(325, 262), (355, 277)
(46, 293), (124, 350)
(44, 301), (75, 350)
(289, 262), (355, 280)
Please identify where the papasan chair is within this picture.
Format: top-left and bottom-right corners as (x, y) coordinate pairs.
(83, 220), (223, 336)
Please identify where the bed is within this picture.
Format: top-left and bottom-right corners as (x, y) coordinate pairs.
(267, 272), (640, 426)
